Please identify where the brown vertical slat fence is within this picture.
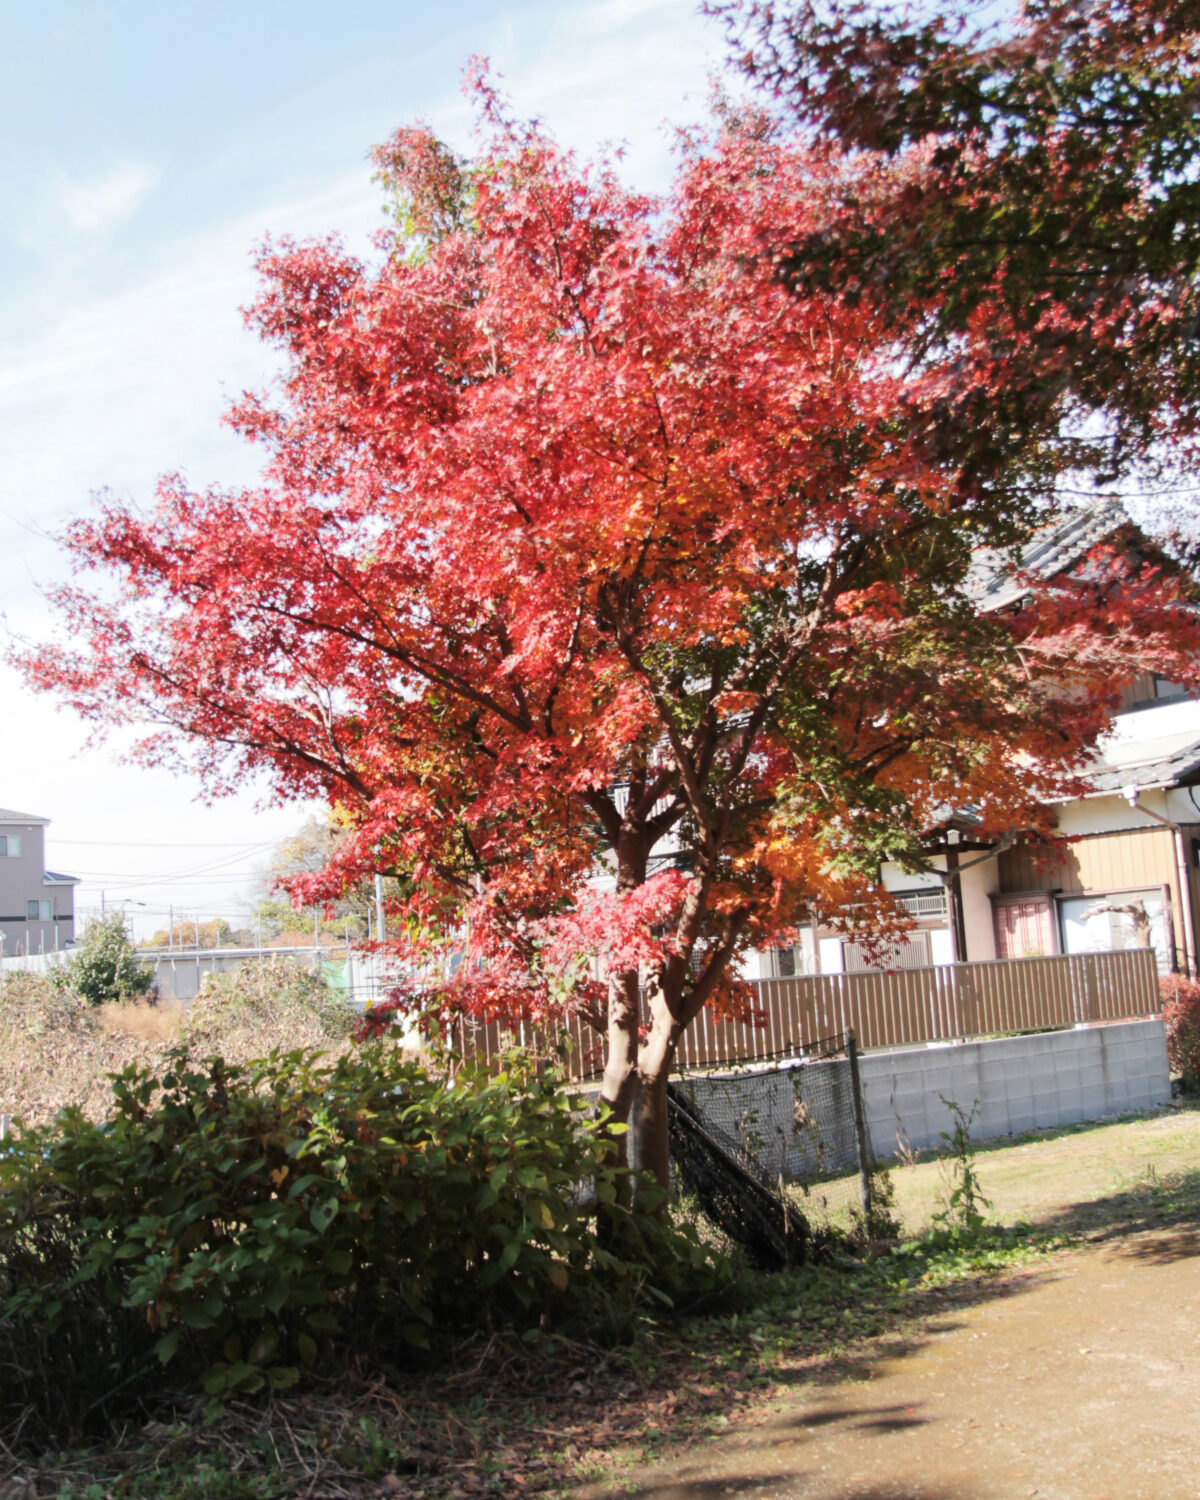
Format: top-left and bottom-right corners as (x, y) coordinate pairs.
(448, 948), (1162, 1075)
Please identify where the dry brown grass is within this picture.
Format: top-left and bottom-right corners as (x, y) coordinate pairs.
(97, 1000), (183, 1045)
(179, 957), (355, 1060)
(0, 958), (355, 1127)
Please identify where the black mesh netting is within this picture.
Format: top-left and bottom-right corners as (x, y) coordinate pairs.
(666, 1082), (811, 1270)
(667, 1036), (869, 1263)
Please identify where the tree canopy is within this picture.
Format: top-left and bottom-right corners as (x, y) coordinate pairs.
(249, 816), (374, 946)
(716, 0), (1200, 494)
(19, 79), (1200, 1178)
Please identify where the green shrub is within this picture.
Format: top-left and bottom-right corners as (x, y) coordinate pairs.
(0, 1046), (720, 1445)
(58, 913), (153, 1006)
(1160, 975), (1200, 1088)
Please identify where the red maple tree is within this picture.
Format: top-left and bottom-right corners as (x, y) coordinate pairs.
(19, 88), (1199, 1181)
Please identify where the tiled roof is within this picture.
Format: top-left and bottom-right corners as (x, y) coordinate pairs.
(1084, 738), (1200, 796)
(0, 808), (49, 825)
(43, 870), (79, 885)
(965, 498), (1131, 613)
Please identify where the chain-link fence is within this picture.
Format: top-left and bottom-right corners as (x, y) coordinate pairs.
(670, 1033), (875, 1246)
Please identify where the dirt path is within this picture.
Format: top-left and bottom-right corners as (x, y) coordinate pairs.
(578, 1226), (1200, 1500)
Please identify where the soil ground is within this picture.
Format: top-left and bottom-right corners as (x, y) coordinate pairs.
(573, 1105), (1200, 1500)
(16, 1101), (1200, 1499)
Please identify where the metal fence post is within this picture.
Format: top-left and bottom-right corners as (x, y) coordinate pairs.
(846, 1029), (873, 1233)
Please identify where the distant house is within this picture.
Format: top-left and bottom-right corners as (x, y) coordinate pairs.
(0, 808), (78, 957)
(755, 502), (1200, 979)
(989, 678), (1200, 976)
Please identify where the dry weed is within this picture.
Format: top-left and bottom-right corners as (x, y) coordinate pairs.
(0, 959), (353, 1126)
(180, 957), (355, 1061)
(0, 974), (161, 1127)
(97, 1000), (182, 1045)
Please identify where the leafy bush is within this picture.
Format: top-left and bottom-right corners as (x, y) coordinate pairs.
(0, 1046), (720, 1445)
(1161, 975), (1200, 1088)
(57, 913), (153, 1006)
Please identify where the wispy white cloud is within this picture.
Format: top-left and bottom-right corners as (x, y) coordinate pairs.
(441, 0), (722, 188)
(0, 0), (722, 932)
(54, 160), (159, 235)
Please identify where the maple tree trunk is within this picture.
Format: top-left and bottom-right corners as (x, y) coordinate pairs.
(633, 999), (683, 1191)
(596, 974), (682, 1193)
(598, 833), (653, 1174)
(598, 968), (642, 1168)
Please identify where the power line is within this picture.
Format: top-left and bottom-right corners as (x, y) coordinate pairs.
(49, 838), (276, 850)
(67, 846), (277, 891)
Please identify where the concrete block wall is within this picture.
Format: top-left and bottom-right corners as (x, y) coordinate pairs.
(859, 1018), (1170, 1160)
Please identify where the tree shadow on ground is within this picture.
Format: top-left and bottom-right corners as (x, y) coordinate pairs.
(1026, 1163), (1200, 1258)
(792, 1402), (927, 1433)
(598, 1471), (975, 1500)
(1113, 1225), (1200, 1263)
(773, 1266), (1051, 1388)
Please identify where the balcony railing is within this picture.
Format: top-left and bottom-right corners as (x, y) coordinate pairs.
(893, 888), (948, 920)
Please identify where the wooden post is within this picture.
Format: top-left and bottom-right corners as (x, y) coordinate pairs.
(847, 1029), (873, 1238)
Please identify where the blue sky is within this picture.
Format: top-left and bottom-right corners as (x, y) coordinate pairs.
(0, 0), (724, 938)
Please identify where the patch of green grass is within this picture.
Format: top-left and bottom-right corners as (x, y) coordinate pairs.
(885, 1102), (1200, 1235)
(55, 1461), (291, 1499)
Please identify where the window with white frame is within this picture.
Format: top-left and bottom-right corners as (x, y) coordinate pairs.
(768, 928), (818, 977)
(1059, 888), (1170, 974)
(0, 835), (22, 857)
(25, 900), (51, 921)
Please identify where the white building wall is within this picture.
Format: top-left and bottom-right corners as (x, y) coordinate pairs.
(818, 937), (844, 973)
(1055, 791), (1170, 838)
(1165, 786), (1200, 824)
(880, 860), (943, 891)
(959, 854), (1001, 962)
(1105, 696), (1200, 751)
